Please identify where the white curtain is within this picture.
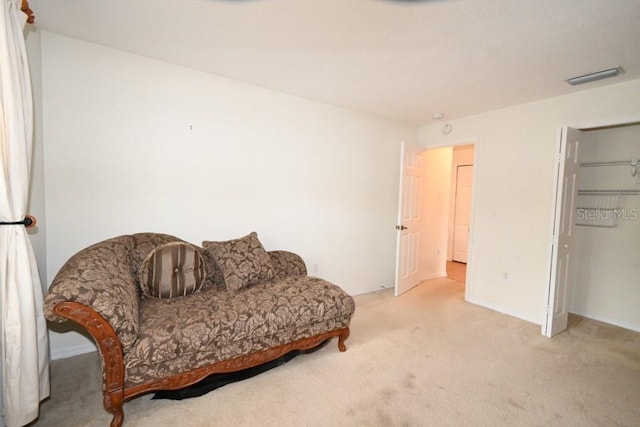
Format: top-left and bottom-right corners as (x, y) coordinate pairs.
(0, 1), (50, 426)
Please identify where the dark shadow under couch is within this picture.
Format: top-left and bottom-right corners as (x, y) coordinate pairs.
(152, 339), (329, 400)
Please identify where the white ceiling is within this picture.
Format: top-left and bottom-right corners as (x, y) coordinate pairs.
(28, 0), (640, 125)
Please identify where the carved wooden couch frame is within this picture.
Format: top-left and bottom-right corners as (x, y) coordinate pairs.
(45, 234), (354, 427)
(54, 303), (349, 427)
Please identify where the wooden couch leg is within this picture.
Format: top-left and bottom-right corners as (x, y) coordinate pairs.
(338, 328), (350, 352)
(105, 391), (124, 427)
(109, 409), (124, 427)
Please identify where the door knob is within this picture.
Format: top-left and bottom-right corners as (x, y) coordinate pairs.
(396, 225), (408, 230)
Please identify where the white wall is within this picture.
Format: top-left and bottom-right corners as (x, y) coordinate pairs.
(420, 147), (452, 280)
(419, 79), (640, 326)
(40, 32), (417, 358)
(447, 145), (474, 261)
(571, 125), (640, 331)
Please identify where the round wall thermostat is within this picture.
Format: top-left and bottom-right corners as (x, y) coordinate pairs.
(442, 124), (452, 135)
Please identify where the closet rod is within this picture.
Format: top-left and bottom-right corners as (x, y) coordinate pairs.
(580, 160), (636, 167)
(578, 189), (640, 195)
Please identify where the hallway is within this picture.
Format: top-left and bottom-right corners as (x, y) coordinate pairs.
(446, 260), (466, 283)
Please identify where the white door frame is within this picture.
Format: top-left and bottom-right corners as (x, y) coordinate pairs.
(543, 114), (640, 337)
(422, 138), (479, 303)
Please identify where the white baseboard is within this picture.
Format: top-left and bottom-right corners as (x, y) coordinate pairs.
(570, 310), (640, 333)
(51, 343), (96, 360)
(351, 274), (449, 297)
(465, 295), (541, 326)
(351, 285), (392, 296)
(423, 272), (447, 281)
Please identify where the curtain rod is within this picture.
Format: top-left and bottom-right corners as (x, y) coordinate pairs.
(21, 0), (34, 24)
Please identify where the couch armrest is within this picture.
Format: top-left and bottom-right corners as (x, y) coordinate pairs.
(268, 250), (307, 279)
(53, 302), (125, 424)
(44, 236), (140, 350)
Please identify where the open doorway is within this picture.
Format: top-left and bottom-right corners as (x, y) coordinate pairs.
(395, 141), (476, 296)
(446, 145), (474, 284)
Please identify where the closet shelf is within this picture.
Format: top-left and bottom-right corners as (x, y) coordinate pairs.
(578, 189), (640, 195)
(580, 160), (637, 167)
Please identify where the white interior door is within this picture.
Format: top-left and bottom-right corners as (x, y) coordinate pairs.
(452, 165), (473, 263)
(395, 141), (425, 296)
(545, 127), (581, 336)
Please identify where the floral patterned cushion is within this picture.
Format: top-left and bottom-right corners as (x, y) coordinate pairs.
(202, 232), (275, 291)
(138, 242), (206, 298)
(124, 276), (356, 386)
(269, 250), (307, 279)
(44, 235), (141, 350)
(44, 233), (193, 349)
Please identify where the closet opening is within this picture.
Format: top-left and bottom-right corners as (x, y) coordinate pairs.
(571, 123), (640, 332)
(546, 121), (640, 336)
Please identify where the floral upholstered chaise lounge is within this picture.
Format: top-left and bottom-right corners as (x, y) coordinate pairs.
(44, 232), (355, 427)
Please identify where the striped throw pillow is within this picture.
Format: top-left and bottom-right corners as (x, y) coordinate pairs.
(139, 242), (206, 298)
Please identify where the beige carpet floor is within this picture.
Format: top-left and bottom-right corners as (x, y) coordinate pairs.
(34, 278), (640, 426)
